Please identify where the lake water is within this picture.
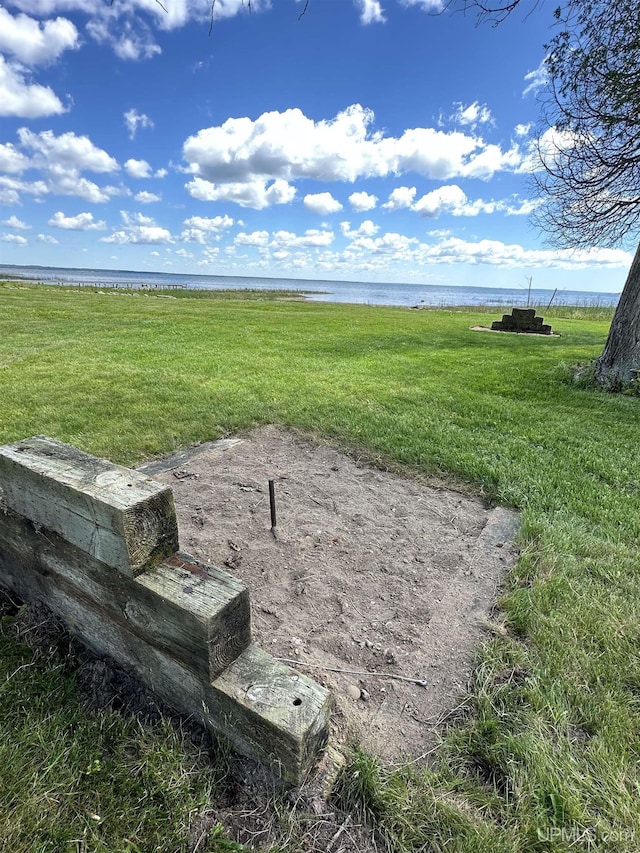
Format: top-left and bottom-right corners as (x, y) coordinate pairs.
(0, 263), (621, 309)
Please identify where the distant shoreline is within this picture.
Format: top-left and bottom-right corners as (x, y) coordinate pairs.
(0, 264), (621, 310)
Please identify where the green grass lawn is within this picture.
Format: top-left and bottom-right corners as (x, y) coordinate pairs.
(0, 283), (638, 852)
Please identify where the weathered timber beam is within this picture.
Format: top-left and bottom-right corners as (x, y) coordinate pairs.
(0, 435), (332, 781)
(0, 509), (250, 681)
(211, 645), (331, 781)
(137, 552), (251, 679)
(0, 510), (330, 781)
(0, 436), (178, 575)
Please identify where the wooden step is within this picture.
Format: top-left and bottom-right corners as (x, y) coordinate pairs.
(0, 436), (331, 782)
(0, 436), (178, 576)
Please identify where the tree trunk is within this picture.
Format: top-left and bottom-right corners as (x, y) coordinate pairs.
(594, 240), (640, 390)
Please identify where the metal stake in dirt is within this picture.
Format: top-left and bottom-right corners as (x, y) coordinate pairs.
(268, 478), (277, 533)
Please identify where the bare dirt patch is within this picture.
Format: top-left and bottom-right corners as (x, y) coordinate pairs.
(140, 426), (519, 766)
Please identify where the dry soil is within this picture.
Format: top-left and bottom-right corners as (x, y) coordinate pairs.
(140, 425), (520, 765)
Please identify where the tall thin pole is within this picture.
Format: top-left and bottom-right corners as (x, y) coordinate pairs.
(268, 478), (277, 533)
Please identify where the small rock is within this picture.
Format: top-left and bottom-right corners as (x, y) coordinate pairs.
(346, 684), (361, 701)
(360, 689), (370, 701)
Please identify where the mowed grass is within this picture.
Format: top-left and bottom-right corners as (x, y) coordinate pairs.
(0, 282), (638, 851)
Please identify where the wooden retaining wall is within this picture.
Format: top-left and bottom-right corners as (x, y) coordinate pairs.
(0, 436), (331, 783)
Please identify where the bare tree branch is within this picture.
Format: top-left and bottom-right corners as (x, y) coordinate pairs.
(208, 0), (252, 36)
(298, 0), (311, 21)
(529, 0), (640, 250)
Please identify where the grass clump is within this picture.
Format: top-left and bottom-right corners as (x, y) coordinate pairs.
(0, 600), (233, 852)
(0, 283), (639, 851)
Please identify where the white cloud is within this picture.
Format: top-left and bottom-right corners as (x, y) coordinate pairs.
(1, 233), (27, 245)
(523, 58), (548, 96)
(0, 175), (48, 205)
(37, 233), (58, 243)
(0, 188), (20, 205)
(47, 173), (114, 202)
(412, 184), (469, 217)
(180, 228), (207, 244)
(341, 220), (379, 239)
(103, 227), (170, 245)
(88, 16), (160, 61)
(182, 104), (524, 196)
(8, 0), (265, 30)
(1, 215), (30, 229)
(383, 186), (416, 210)
(124, 108), (153, 140)
(349, 231), (417, 255)
(100, 0), (265, 37)
(235, 230), (270, 247)
(18, 128), (119, 172)
(303, 192), (343, 215)
(349, 191), (378, 211)
(122, 211), (155, 225)
(5, 0), (261, 61)
(115, 34), (161, 61)
(125, 158), (152, 178)
(505, 197), (542, 216)
(538, 126), (579, 161)
(514, 123), (532, 138)
(135, 190), (161, 203)
(272, 229), (334, 249)
(399, 0), (444, 10)
(200, 246), (220, 263)
(410, 184), (542, 218)
(49, 211), (106, 230)
(1, 0), (454, 68)
(355, 0), (386, 24)
(101, 210), (172, 244)
(9, 128), (121, 202)
(518, 125), (577, 174)
(186, 177), (296, 209)
(278, 229), (633, 276)
(0, 142), (29, 173)
(450, 101), (492, 128)
(0, 7), (79, 65)
(155, 168), (168, 179)
(422, 237), (632, 269)
(183, 214), (234, 232)
(0, 56), (66, 117)
(234, 228), (335, 250)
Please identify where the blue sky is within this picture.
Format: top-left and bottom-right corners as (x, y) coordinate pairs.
(0, 0), (631, 292)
